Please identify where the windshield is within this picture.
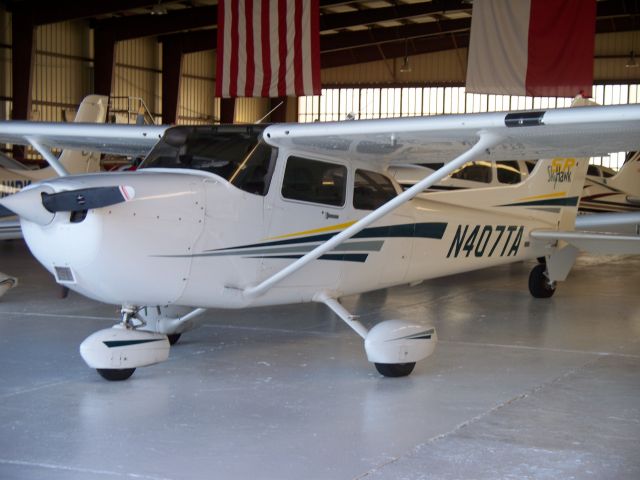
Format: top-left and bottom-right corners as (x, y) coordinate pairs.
(140, 125), (277, 195)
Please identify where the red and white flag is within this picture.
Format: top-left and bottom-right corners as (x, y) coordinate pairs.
(466, 0), (596, 97)
(216, 0), (321, 98)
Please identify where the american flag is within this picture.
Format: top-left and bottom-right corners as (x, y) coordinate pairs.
(216, 0), (321, 98)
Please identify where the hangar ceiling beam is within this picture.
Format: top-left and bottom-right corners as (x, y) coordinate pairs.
(319, 0), (468, 31)
(23, 0), (164, 26)
(91, 6), (216, 42)
(161, 42), (183, 125)
(159, 30), (215, 124)
(10, 8), (35, 121)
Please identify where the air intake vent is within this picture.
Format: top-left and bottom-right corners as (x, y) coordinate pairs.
(54, 266), (76, 283)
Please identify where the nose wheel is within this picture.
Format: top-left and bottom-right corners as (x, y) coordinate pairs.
(97, 368), (136, 381)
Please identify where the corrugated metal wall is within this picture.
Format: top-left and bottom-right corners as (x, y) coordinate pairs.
(322, 49), (468, 86)
(33, 21), (92, 122)
(594, 31), (640, 82)
(112, 38), (161, 123)
(323, 31), (640, 87)
(180, 51), (218, 124)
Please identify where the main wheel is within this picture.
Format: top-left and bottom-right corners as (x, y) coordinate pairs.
(96, 368), (136, 381)
(528, 263), (556, 298)
(167, 333), (181, 345)
(374, 362), (416, 377)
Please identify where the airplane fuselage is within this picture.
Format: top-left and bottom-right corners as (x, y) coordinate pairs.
(20, 160), (557, 310)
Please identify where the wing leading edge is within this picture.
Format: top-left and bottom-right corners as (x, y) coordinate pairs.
(262, 104), (640, 165)
(0, 122), (169, 158)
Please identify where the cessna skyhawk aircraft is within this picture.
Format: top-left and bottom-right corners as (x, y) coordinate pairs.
(0, 103), (639, 381)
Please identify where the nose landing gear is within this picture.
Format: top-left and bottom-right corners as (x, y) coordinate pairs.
(79, 306), (171, 381)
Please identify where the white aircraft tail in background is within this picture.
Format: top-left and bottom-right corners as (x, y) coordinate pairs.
(0, 95), (108, 240)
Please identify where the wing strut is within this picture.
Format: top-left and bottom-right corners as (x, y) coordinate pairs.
(242, 131), (504, 300)
(25, 136), (69, 176)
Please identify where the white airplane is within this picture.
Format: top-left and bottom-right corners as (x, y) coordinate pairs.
(0, 104), (639, 381)
(580, 151), (640, 213)
(0, 95), (109, 240)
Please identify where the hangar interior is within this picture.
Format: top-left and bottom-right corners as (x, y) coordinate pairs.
(0, 1), (639, 479)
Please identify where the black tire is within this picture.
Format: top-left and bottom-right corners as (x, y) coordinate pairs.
(528, 264), (556, 298)
(167, 333), (181, 345)
(96, 368), (136, 381)
(374, 362), (416, 377)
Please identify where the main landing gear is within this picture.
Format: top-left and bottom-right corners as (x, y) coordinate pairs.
(528, 263), (556, 298)
(318, 295), (436, 378)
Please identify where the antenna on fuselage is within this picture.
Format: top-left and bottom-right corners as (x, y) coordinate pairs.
(256, 101), (284, 124)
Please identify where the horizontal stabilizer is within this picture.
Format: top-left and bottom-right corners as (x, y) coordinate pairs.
(531, 229), (640, 255)
(575, 212), (640, 235)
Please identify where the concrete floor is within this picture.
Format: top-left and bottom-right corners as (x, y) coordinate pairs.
(0, 239), (638, 480)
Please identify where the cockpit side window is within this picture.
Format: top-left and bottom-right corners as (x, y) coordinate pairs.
(353, 169), (397, 210)
(229, 143), (278, 196)
(140, 126), (275, 196)
(282, 156), (346, 207)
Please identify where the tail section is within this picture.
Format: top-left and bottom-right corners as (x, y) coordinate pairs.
(501, 157), (589, 229)
(58, 95), (109, 174)
(608, 152), (640, 197)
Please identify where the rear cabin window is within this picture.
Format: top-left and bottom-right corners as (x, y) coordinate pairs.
(281, 157), (347, 207)
(587, 165), (600, 176)
(450, 161), (492, 183)
(496, 161), (523, 184)
(353, 170), (397, 210)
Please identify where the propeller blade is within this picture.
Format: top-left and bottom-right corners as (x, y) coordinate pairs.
(41, 186), (135, 213)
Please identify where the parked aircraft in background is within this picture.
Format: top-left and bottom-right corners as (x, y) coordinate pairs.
(0, 95), (108, 240)
(0, 104), (639, 381)
(391, 154), (640, 216)
(580, 152), (640, 213)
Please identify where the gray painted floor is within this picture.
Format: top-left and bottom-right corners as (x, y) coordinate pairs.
(0, 240), (638, 480)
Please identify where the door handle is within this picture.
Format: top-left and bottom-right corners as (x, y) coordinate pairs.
(323, 211), (339, 220)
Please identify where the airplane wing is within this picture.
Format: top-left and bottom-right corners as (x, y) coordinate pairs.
(263, 104), (640, 164)
(530, 230), (640, 255)
(0, 122), (169, 158)
(1, 104), (639, 164)
(0, 218), (21, 241)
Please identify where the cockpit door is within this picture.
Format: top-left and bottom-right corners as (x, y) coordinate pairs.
(262, 154), (349, 288)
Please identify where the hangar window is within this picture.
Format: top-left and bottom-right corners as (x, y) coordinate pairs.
(299, 83), (640, 170)
(282, 157), (346, 207)
(353, 170), (397, 210)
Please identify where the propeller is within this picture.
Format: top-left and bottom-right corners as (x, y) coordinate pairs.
(0, 185), (135, 225)
(41, 186), (134, 213)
